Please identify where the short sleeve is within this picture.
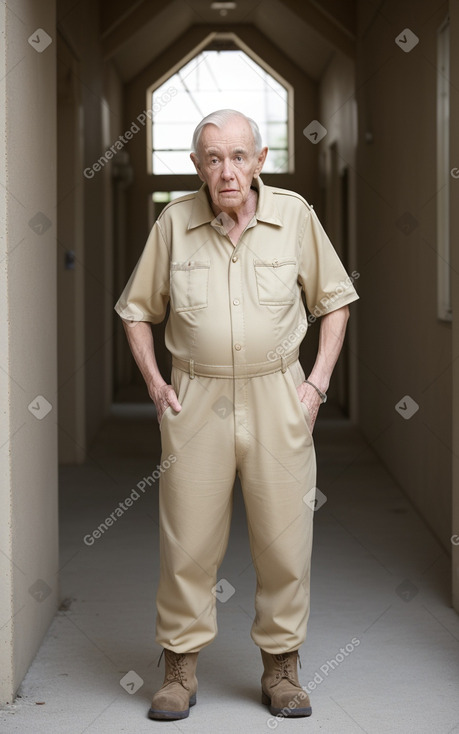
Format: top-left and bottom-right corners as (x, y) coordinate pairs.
(298, 207), (359, 316)
(114, 220), (170, 324)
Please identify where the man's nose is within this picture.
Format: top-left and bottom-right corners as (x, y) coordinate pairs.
(221, 159), (234, 179)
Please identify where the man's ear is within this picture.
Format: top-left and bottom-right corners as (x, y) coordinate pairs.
(190, 153), (205, 182)
(253, 147), (268, 177)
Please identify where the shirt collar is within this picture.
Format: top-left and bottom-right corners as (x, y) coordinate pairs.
(187, 176), (283, 230)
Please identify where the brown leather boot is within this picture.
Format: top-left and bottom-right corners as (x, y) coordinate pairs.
(148, 649), (198, 720)
(261, 649), (312, 717)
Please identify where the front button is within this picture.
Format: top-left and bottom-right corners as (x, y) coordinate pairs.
(233, 299), (240, 306)
(232, 256), (238, 263)
(234, 343), (242, 351)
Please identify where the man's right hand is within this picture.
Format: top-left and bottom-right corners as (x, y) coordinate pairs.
(121, 320), (182, 424)
(149, 383), (182, 424)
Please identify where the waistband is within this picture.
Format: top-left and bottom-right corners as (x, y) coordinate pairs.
(172, 350), (299, 379)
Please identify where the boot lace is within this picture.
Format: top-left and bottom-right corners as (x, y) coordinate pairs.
(163, 651), (190, 690)
(273, 652), (300, 686)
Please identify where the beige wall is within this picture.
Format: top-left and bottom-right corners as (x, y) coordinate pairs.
(118, 24), (320, 390)
(0, 0), (58, 703)
(102, 62), (124, 410)
(0, 0), (124, 704)
(319, 51), (359, 414)
(356, 0), (452, 550)
(58, 0), (123, 444)
(57, 33), (86, 463)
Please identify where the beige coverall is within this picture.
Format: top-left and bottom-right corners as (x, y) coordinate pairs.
(115, 177), (359, 655)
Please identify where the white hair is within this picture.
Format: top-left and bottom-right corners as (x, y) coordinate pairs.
(191, 109), (263, 156)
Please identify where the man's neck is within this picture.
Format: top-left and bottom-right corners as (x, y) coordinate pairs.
(210, 187), (258, 228)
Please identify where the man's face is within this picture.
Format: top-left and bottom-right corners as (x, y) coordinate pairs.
(190, 117), (268, 215)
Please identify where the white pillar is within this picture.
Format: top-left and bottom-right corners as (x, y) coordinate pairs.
(0, 0), (58, 703)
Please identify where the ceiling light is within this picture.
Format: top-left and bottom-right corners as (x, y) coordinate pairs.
(210, 2), (237, 11)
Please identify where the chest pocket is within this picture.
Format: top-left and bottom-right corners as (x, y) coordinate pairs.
(254, 258), (298, 305)
(170, 261), (210, 312)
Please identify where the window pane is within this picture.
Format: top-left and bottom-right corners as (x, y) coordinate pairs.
(266, 123), (288, 148)
(152, 151), (196, 175)
(153, 122), (197, 150)
(264, 150), (289, 174)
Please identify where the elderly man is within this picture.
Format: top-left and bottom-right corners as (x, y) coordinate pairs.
(115, 109), (358, 721)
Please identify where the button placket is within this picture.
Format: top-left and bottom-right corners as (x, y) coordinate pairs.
(228, 250), (245, 363)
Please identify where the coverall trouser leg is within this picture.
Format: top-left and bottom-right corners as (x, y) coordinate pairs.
(156, 360), (316, 654)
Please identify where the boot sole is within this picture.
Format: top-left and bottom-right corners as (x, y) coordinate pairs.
(262, 690), (312, 717)
(148, 693), (197, 721)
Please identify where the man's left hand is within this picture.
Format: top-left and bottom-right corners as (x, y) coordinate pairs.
(296, 381), (323, 431)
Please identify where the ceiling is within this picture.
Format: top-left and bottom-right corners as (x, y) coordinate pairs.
(101, 0), (356, 84)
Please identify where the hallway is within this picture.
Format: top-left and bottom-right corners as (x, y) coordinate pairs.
(1, 409), (458, 734)
(2, 0), (459, 724)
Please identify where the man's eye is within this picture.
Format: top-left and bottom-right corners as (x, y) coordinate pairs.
(235, 156), (243, 162)
(211, 158), (219, 164)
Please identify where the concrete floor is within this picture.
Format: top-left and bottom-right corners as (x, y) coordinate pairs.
(1, 405), (459, 734)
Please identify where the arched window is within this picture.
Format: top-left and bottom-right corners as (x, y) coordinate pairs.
(146, 33), (293, 176)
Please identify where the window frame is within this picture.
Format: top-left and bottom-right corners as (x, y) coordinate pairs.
(145, 32), (294, 176)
